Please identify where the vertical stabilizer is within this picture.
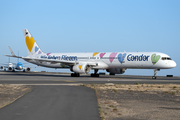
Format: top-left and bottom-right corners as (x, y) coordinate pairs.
(22, 29), (43, 56)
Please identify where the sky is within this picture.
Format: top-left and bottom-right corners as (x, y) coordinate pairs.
(0, 0), (179, 76)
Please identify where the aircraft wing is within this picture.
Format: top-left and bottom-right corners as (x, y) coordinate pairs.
(5, 55), (98, 66)
(5, 46), (76, 65)
(5, 46), (97, 66)
(22, 57), (77, 65)
(8, 46), (15, 56)
(0, 65), (8, 69)
(5, 55), (22, 58)
(5, 46), (22, 58)
(22, 57), (98, 66)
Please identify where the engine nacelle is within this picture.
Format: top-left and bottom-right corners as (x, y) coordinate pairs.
(26, 67), (31, 71)
(0, 66), (3, 69)
(8, 67), (12, 71)
(71, 63), (91, 74)
(106, 68), (126, 74)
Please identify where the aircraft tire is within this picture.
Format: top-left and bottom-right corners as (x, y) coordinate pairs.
(71, 73), (74, 77)
(71, 73), (80, 77)
(96, 74), (99, 77)
(91, 74), (99, 77)
(77, 73), (80, 77)
(110, 73), (115, 75)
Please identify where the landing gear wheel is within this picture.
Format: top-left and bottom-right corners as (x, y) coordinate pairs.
(152, 69), (159, 79)
(110, 73), (115, 75)
(71, 73), (80, 77)
(77, 73), (80, 77)
(23, 69), (26, 72)
(12, 69), (15, 72)
(91, 74), (99, 77)
(91, 69), (99, 77)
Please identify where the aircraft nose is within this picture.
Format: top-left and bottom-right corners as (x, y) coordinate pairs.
(170, 61), (177, 68)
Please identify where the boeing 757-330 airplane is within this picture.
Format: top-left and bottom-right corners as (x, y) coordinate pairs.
(6, 29), (176, 79)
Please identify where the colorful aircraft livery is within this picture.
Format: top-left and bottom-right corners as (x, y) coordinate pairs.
(6, 29), (176, 79)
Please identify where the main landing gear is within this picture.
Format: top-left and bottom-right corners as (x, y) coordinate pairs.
(71, 73), (80, 77)
(152, 69), (160, 79)
(91, 69), (99, 77)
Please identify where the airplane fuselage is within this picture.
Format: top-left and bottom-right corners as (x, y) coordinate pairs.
(25, 52), (176, 70)
(6, 29), (176, 78)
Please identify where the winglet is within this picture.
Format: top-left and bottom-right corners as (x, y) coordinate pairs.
(8, 46), (15, 56)
(5, 46), (22, 58)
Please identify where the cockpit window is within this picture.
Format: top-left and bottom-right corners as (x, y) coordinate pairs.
(167, 58), (172, 60)
(161, 57), (172, 60)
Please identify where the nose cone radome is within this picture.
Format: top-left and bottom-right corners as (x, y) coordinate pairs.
(170, 61), (177, 68)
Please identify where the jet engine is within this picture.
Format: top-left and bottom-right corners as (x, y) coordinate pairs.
(106, 68), (126, 75)
(8, 67), (12, 71)
(26, 67), (31, 71)
(0, 66), (3, 69)
(71, 63), (91, 74)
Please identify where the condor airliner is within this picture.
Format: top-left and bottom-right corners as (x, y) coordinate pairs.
(6, 29), (176, 79)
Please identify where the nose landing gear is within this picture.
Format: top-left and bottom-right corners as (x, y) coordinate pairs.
(152, 69), (160, 79)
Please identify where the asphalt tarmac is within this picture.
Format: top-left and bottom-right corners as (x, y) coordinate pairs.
(0, 85), (100, 120)
(0, 71), (179, 120)
(0, 71), (180, 85)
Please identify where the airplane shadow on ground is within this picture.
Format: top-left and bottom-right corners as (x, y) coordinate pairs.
(159, 107), (180, 110)
(0, 71), (179, 81)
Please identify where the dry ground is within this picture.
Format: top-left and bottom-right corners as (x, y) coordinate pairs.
(0, 84), (32, 108)
(84, 83), (180, 120)
(0, 84), (180, 120)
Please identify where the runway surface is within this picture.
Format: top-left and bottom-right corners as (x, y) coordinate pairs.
(0, 71), (180, 85)
(0, 85), (100, 120)
(0, 71), (179, 120)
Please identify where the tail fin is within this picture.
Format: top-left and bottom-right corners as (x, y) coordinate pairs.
(22, 29), (43, 56)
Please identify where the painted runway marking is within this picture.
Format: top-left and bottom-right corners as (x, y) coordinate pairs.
(52, 80), (64, 81)
(64, 80), (77, 82)
(52, 80), (77, 82)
